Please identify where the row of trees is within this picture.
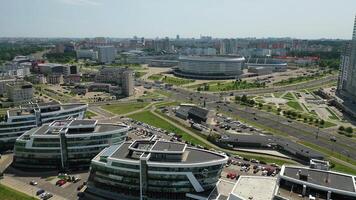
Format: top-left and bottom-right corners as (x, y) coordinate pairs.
(44, 51), (76, 63)
(0, 43), (44, 62)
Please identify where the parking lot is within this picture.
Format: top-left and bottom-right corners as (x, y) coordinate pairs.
(221, 156), (281, 183)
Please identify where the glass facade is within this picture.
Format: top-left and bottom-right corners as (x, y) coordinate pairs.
(13, 128), (127, 170)
(87, 161), (224, 200)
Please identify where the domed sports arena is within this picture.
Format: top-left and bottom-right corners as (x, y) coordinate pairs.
(174, 56), (245, 80)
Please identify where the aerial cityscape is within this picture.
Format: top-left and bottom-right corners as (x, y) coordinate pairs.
(0, 0), (356, 200)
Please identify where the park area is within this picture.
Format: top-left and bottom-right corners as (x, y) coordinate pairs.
(102, 102), (150, 115)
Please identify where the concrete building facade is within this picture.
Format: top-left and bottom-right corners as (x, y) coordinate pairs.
(97, 46), (116, 64)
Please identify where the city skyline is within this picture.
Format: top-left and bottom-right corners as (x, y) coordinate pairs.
(0, 0), (356, 39)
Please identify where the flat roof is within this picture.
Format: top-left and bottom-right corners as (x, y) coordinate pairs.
(231, 176), (277, 200)
(69, 120), (96, 127)
(151, 140), (185, 152)
(179, 56), (245, 62)
(283, 166), (355, 192)
(109, 141), (226, 164)
(26, 120), (127, 136)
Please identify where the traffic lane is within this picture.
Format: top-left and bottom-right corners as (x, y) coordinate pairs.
(170, 86), (356, 154)
(240, 105), (356, 152)
(216, 104), (356, 160)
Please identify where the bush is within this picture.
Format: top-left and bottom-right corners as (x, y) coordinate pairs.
(338, 126), (345, 131)
(345, 127), (353, 133)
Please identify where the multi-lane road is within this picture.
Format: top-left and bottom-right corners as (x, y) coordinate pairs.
(155, 82), (356, 161)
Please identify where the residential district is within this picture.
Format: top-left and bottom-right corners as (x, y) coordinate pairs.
(0, 15), (356, 200)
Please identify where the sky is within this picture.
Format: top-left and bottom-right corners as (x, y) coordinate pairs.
(0, 0), (355, 39)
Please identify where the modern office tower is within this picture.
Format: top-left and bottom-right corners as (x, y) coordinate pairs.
(338, 15), (356, 98)
(175, 56), (245, 79)
(0, 102), (88, 151)
(122, 69), (134, 96)
(220, 39), (238, 55)
(13, 119), (129, 170)
(5, 81), (33, 103)
(85, 138), (228, 200)
(97, 46), (116, 64)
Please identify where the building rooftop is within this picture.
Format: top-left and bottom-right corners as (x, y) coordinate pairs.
(282, 166), (356, 193)
(151, 140), (186, 152)
(108, 140), (227, 164)
(69, 119), (96, 127)
(21, 120), (128, 137)
(230, 176), (277, 200)
(179, 56), (245, 62)
(7, 102), (87, 117)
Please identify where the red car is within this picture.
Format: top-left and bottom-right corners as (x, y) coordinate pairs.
(56, 179), (66, 186)
(226, 173), (236, 179)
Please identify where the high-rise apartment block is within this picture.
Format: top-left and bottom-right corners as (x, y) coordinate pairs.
(338, 15), (356, 99)
(97, 46), (116, 64)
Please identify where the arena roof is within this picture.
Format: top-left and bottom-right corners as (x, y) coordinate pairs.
(179, 56), (245, 62)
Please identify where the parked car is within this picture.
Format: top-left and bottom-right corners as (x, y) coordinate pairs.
(77, 184), (84, 191)
(36, 189), (45, 196)
(29, 180), (38, 186)
(41, 192), (53, 200)
(56, 179), (66, 186)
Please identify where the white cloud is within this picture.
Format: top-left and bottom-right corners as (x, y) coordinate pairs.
(57, 0), (102, 6)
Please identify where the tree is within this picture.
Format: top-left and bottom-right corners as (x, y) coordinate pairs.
(258, 103), (263, 108)
(241, 95), (248, 103)
(345, 127), (353, 134)
(235, 96), (241, 101)
(320, 119), (325, 125)
(249, 99), (255, 106)
(338, 126), (345, 131)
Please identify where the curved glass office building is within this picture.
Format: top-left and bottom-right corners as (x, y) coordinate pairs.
(85, 139), (228, 200)
(0, 102), (88, 151)
(174, 56), (245, 80)
(13, 119), (129, 170)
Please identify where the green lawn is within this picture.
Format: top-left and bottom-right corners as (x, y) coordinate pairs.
(325, 107), (340, 120)
(162, 76), (195, 86)
(148, 74), (163, 81)
(287, 101), (304, 111)
(135, 71), (147, 78)
(155, 90), (173, 97)
(128, 111), (206, 146)
(0, 184), (37, 200)
(85, 110), (97, 119)
(102, 102), (150, 115)
(282, 92), (295, 100)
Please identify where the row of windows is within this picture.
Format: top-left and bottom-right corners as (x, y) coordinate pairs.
(0, 132), (25, 139)
(0, 127), (33, 134)
(0, 121), (36, 128)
